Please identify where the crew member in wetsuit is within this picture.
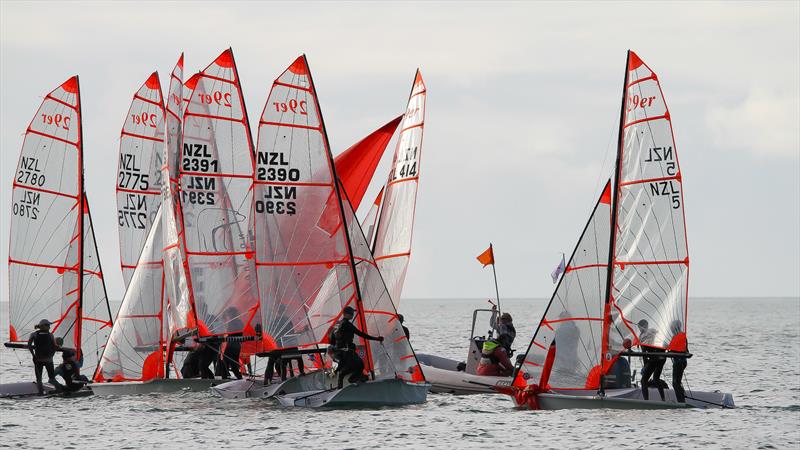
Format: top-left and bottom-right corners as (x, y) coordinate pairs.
(668, 320), (689, 403)
(637, 319), (666, 401)
(398, 314), (410, 340)
(54, 348), (83, 393)
(329, 306), (383, 389)
(27, 319), (59, 395)
(490, 306), (516, 351)
(181, 341), (215, 379)
(476, 333), (514, 376)
(219, 310), (244, 380)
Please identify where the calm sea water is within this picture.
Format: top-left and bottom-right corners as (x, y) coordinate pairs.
(1, 297), (798, 449)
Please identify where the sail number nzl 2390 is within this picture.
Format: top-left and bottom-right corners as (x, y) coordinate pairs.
(255, 151), (298, 215)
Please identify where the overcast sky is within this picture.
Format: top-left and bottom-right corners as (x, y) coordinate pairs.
(1, 1), (798, 305)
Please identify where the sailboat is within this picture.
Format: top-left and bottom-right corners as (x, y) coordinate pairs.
(1, 77), (114, 398)
(498, 51), (734, 409)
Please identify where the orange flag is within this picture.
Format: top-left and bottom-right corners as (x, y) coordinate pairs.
(476, 245), (494, 267)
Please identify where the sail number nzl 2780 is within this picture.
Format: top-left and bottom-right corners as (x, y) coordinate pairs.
(255, 151), (298, 215)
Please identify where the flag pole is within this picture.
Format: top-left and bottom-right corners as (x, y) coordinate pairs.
(490, 243), (501, 314)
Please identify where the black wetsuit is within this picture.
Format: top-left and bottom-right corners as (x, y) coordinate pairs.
(28, 330), (58, 394)
(402, 325), (410, 340)
(54, 357), (83, 392)
(220, 336), (243, 380)
(330, 318), (381, 389)
(640, 345), (666, 401)
(181, 344), (215, 379)
(672, 343), (689, 403)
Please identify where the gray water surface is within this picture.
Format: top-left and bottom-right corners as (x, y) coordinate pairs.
(1, 297), (798, 449)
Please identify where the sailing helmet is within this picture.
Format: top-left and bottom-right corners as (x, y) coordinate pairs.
(637, 319), (649, 331)
(343, 306), (356, 317)
(37, 319), (52, 329)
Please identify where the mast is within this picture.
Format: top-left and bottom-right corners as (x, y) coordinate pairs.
(304, 55), (375, 378)
(76, 75), (85, 358)
(600, 50), (631, 390)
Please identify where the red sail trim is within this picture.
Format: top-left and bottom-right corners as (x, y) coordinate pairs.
(543, 317), (603, 325)
(374, 251), (411, 262)
(115, 186), (160, 196)
(25, 129), (78, 147)
(258, 121), (320, 131)
(613, 258), (688, 267)
(44, 94), (78, 110)
(273, 80), (312, 92)
(120, 264), (137, 269)
(626, 74), (657, 89)
(166, 108), (181, 121)
(254, 180), (332, 188)
(121, 130), (164, 143)
(255, 259), (347, 267)
(117, 313), (161, 319)
(565, 263), (605, 272)
(8, 259), (78, 272)
(386, 176), (419, 187)
(13, 183), (79, 200)
(179, 171), (251, 179)
(624, 113), (669, 128)
(197, 72), (235, 85)
(533, 341), (546, 350)
(400, 123), (424, 133)
(619, 174), (681, 187)
(184, 112), (243, 123)
(133, 94), (164, 109)
(186, 250), (250, 257)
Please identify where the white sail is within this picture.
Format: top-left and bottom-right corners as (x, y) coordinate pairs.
(116, 73), (165, 288)
(372, 71), (427, 306)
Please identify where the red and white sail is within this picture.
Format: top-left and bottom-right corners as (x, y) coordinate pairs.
(180, 49), (258, 337)
(116, 73), (166, 288)
(362, 187), (384, 246)
(8, 77), (112, 370)
(95, 208), (166, 382)
(514, 181), (611, 389)
(162, 54), (193, 335)
(603, 51), (690, 360)
(372, 71), (427, 306)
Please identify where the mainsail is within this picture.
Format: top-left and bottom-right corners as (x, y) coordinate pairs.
(180, 48), (258, 337)
(372, 71), (427, 306)
(95, 209), (166, 382)
(116, 73), (166, 288)
(512, 51), (690, 392)
(7, 77), (113, 370)
(362, 187), (384, 246)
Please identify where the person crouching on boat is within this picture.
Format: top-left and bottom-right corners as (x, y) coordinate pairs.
(667, 320), (689, 403)
(490, 306), (516, 351)
(27, 319), (59, 395)
(328, 306), (384, 389)
(637, 319), (666, 401)
(53, 348), (85, 393)
(476, 334), (514, 377)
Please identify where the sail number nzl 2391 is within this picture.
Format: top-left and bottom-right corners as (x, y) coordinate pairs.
(255, 151), (298, 215)
(182, 143), (218, 205)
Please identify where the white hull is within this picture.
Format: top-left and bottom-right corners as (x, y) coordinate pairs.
(417, 353), (510, 395)
(211, 370), (329, 399)
(516, 387), (735, 410)
(90, 378), (223, 396)
(275, 379), (429, 408)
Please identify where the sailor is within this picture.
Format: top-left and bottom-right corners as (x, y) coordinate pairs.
(637, 319), (666, 401)
(328, 306), (384, 389)
(667, 320), (689, 403)
(490, 306), (516, 350)
(53, 348), (84, 393)
(181, 341), (215, 379)
(398, 314), (410, 340)
(476, 333), (514, 377)
(219, 309), (244, 380)
(27, 319), (59, 395)
(54, 337), (83, 379)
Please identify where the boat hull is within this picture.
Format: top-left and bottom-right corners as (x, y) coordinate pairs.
(513, 387), (734, 410)
(275, 379), (429, 408)
(417, 353), (510, 395)
(90, 378), (223, 396)
(0, 381), (92, 399)
(211, 370), (329, 399)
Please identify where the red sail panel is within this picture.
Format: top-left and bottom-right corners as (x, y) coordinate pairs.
(180, 49), (258, 336)
(333, 116), (401, 211)
(253, 55), (358, 351)
(9, 78), (83, 347)
(95, 208), (165, 382)
(605, 51), (689, 363)
(514, 181), (611, 390)
(116, 73), (165, 288)
(372, 71), (427, 306)
(163, 54), (193, 335)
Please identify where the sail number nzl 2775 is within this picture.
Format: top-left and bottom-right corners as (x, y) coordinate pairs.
(255, 151), (298, 215)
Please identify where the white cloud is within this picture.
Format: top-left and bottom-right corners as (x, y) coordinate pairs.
(707, 87), (800, 159)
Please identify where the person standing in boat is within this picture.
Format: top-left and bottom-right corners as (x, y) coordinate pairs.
(27, 319), (59, 395)
(637, 319), (666, 401)
(489, 305), (516, 351)
(398, 314), (410, 340)
(476, 333), (514, 377)
(328, 306), (384, 389)
(667, 320), (689, 403)
(218, 309), (244, 380)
